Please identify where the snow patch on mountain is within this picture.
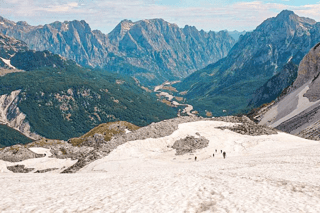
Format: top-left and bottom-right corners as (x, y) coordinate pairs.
(0, 57), (16, 69)
(29, 147), (52, 157)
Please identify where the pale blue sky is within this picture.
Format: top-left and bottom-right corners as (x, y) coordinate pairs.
(1, 0), (320, 33)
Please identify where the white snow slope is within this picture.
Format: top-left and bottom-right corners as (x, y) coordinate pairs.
(259, 82), (320, 128)
(1, 120), (320, 212)
(0, 147), (76, 174)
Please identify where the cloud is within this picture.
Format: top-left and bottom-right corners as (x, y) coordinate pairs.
(1, 0), (320, 33)
(45, 2), (79, 12)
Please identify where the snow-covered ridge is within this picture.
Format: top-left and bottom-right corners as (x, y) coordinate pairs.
(0, 90), (41, 140)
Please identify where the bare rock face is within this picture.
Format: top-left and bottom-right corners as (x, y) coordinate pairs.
(172, 135), (209, 155)
(0, 90), (42, 140)
(292, 42), (320, 102)
(213, 115), (277, 135)
(216, 123), (277, 136)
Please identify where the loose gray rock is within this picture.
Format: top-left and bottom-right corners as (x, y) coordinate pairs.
(0, 145), (45, 162)
(34, 168), (58, 173)
(172, 135), (209, 155)
(215, 118), (277, 136)
(7, 165), (34, 173)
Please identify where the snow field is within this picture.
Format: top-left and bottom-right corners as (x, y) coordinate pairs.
(0, 147), (77, 173)
(1, 145), (320, 212)
(0, 120), (320, 212)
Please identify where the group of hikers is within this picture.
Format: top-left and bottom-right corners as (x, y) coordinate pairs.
(195, 149), (226, 161)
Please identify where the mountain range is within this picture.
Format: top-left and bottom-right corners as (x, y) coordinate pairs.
(0, 32), (178, 147)
(2, 10), (320, 147)
(176, 10), (320, 116)
(0, 17), (235, 85)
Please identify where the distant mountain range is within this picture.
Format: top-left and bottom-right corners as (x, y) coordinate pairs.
(227, 30), (247, 41)
(176, 10), (320, 116)
(0, 17), (235, 85)
(0, 32), (177, 147)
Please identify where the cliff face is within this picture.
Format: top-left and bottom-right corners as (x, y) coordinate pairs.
(257, 42), (320, 140)
(176, 10), (320, 116)
(0, 17), (235, 85)
(0, 90), (41, 140)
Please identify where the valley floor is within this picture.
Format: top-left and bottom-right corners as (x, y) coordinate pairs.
(1, 120), (320, 212)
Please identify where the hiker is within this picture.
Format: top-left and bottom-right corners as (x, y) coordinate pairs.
(215, 149), (217, 152)
(213, 153), (214, 157)
(195, 156), (197, 161)
(223, 152), (226, 159)
(221, 150), (222, 153)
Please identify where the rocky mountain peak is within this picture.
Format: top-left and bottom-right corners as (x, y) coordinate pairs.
(257, 10), (316, 34)
(276, 10), (316, 25)
(0, 16), (16, 27)
(108, 19), (135, 42)
(275, 10), (295, 19)
(16, 21), (29, 26)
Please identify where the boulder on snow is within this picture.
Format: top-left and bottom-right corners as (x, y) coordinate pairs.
(172, 135), (209, 155)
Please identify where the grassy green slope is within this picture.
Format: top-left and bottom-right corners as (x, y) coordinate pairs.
(0, 124), (33, 148)
(0, 61), (177, 140)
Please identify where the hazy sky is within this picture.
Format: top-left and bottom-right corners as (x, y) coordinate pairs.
(1, 0), (319, 34)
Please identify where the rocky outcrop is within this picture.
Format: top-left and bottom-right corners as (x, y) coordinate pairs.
(176, 10), (320, 116)
(172, 135), (209, 155)
(69, 121), (140, 147)
(0, 145), (45, 162)
(7, 165), (34, 173)
(216, 122), (277, 136)
(0, 16), (235, 85)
